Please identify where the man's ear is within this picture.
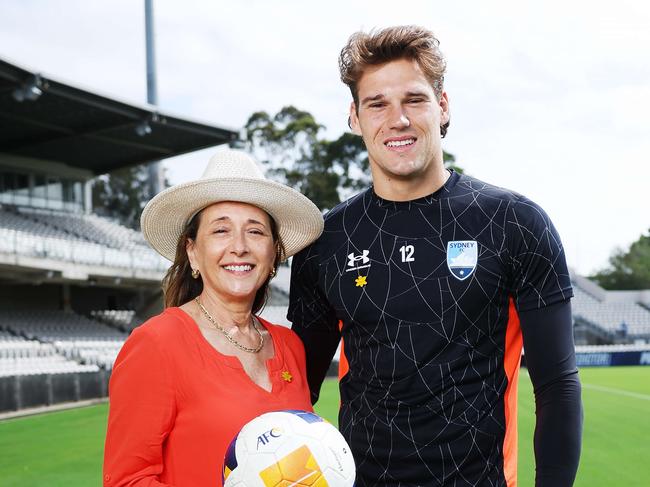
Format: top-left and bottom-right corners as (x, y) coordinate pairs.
(349, 102), (362, 135)
(439, 91), (450, 126)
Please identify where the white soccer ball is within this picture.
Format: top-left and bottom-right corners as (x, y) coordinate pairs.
(223, 410), (355, 487)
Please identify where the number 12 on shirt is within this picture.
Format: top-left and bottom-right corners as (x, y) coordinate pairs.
(400, 244), (415, 262)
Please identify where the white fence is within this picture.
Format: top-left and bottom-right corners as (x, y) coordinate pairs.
(0, 227), (168, 272)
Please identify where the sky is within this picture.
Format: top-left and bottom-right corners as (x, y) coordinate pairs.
(1, 0), (648, 276)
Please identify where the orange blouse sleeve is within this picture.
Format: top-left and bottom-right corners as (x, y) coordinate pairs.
(103, 325), (176, 487)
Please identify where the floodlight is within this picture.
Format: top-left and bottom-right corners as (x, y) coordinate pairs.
(135, 120), (152, 136)
(12, 74), (44, 102)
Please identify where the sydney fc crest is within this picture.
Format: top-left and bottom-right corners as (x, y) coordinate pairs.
(446, 241), (478, 281)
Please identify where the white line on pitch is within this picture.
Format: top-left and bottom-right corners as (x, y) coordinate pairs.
(582, 383), (650, 401)
(521, 369), (650, 401)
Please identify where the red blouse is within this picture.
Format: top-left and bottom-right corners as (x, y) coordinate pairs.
(103, 307), (313, 486)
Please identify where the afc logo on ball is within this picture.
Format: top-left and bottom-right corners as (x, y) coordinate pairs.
(256, 428), (282, 449)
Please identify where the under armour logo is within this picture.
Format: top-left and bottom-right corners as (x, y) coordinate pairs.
(348, 250), (369, 267)
(346, 250), (371, 272)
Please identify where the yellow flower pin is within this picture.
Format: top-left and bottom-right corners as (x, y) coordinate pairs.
(355, 275), (367, 287)
(281, 370), (293, 382)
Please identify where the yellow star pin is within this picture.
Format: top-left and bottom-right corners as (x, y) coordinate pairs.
(281, 370), (293, 382)
(355, 275), (367, 287)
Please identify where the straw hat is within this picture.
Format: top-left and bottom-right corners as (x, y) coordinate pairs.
(141, 150), (324, 261)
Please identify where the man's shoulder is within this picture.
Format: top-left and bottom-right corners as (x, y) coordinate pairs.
(452, 172), (526, 204)
(453, 173), (556, 229)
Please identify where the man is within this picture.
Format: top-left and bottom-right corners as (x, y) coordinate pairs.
(289, 25), (582, 486)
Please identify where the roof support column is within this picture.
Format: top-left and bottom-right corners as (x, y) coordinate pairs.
(145, 0), (164, 197)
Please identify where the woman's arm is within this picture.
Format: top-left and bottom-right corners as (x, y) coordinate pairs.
(103, 326), (176, 487)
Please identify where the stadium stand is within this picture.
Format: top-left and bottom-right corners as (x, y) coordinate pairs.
(0, 330), (99, 377)
(0, 56), (238, 412)
(0, 310), (126, 370)
(575, 343), (650, 353)
(571, 273), (650, 344)
(15, 205), (147, 248)
(0, 204), (168, 271)
(91, 309), (144, 333)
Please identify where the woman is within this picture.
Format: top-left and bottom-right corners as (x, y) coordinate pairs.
(103, 150), (324, 486)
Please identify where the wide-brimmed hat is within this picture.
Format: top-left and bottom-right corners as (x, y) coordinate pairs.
(141, 150), (324, 261)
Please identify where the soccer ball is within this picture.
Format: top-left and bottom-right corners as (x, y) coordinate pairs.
(223, 410), (355, 487)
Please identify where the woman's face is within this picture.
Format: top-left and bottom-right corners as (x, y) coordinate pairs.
(186, 201), (276, 305)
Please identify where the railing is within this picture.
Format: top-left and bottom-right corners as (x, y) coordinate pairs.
(0, 370), (109, 412)
(0, 227), (169, 273)
(573, 315), (619, 343)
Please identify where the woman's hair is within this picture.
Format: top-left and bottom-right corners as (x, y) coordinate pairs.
(162, 208), (285, 314)
(339, 25), (449, 137)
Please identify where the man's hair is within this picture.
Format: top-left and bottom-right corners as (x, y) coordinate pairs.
(339, 25), (449, 137)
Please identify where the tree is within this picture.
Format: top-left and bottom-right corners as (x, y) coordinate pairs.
(92, 165), (155, 230)
(244, 105), (460, 211)
(244, 106), (366, 210)
(590, 228), (650, 290)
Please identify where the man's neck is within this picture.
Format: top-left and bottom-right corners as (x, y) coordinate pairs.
(372, 165), (450, 202)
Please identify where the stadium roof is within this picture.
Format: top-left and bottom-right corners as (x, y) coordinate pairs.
(0, 57), (239, 175)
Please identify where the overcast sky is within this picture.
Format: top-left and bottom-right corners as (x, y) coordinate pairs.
(1, 0), (648, 276)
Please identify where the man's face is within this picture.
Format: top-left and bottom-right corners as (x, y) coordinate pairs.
(349, 58), (449, 185)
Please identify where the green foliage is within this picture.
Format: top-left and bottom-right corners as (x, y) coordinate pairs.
(245, 106), (368, 211)
(91, 165), (151, 230)
(590, 229), (650, 290)
(245, 105), (461, 211)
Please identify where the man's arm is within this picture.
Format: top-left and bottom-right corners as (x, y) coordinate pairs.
(292, 320), (342, 404)
(519, 299), (583, 487)
(288, 245), (340, 404)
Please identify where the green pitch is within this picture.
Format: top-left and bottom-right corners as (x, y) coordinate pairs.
(0, 402), (108, 486)
(517, 366), (650, 486)
(1, 366), (649, 486)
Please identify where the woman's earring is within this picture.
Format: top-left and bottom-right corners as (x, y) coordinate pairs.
(191, 268), (200, 279)
(269, 267), (277, 279)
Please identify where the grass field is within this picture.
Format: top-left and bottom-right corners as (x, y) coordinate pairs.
(1, 366), (649, 486)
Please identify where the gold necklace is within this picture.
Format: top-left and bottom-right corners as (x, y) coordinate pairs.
(194, 297), (264, 353)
